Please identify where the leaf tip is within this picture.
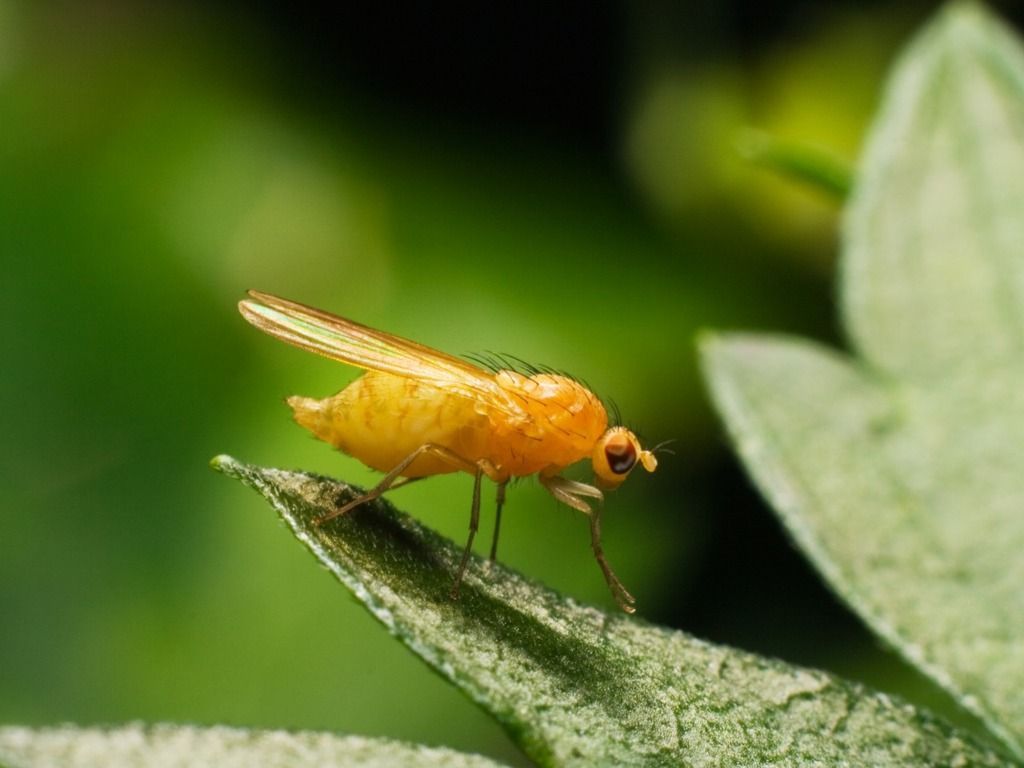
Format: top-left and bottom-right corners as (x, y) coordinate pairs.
(209, 454), (241, 476)
(697, 330), (752, 371)
(943, 0), (986, 20)
(695, 328), (724, 356)
(934, 0), (997, 41)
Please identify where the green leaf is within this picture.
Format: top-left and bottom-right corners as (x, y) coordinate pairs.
(0, 724), (511, 768)
(702, 3), (1024, 759)
(703, 334), (1024, 759)
(736, 128), (853, 199)
(844, 1), (1024, 380)
(212, 454), (1015, 768)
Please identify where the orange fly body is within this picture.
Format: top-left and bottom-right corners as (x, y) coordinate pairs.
(239, 291), (658, 612)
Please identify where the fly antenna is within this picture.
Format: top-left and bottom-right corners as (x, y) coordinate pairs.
(651, 438), (677, 456)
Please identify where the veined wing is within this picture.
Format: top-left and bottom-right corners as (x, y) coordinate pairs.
(239, 291), (520, 414)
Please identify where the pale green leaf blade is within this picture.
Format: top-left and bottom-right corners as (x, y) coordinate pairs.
(702, 334), (1024, 759)
(843, 2), (1024, 379)
(211, 454), (1015, 768)
(0, 724), (510, 768)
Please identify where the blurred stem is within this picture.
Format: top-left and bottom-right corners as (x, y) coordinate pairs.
(737, 128), (853, 200)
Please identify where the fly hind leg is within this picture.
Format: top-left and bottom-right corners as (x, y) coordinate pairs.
(315, 443), (499, 603)
(539, 474), (636, 614)
(451, 466), (482, 600)
(315, 443), (479, 525)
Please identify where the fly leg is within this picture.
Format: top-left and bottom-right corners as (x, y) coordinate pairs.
(316, 443), (500, 602)
(488, 480), (509, 562)
(384, 476), (424, 493)
(452, 459), (501, 598)
(315, 443), (477, 525)
(538, 474), (603, 514)
(539, 474), (636, 614)
(451, 467), (483, 600)
(589, 500), (636, 614)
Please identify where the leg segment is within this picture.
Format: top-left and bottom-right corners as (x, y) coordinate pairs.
(315, 443), (478, 525)
(488, 480), (509, 562)
(539, 474), (603, 514)
(316, 443), (503, 601)
(451, 466), (483, 599)
(539, 474), (636, 614)
(589, 502), (636, 614)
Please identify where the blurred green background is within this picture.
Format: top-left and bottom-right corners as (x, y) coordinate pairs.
(0, 1), (1006, 765)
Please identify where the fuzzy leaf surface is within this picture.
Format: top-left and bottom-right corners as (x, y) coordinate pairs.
(703, 333), (1024, 759)
(844, 2), (1024, 379)
(705, 2), (1024, 756)
(211, 454), (1014, 768)
(0, 724), (510, 768)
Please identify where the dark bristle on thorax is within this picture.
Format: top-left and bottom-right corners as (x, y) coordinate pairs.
(606, 398), (623, 427)
(463, 349), (612, 419)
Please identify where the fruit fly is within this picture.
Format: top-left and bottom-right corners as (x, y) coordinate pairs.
(238, 291), (658, 613)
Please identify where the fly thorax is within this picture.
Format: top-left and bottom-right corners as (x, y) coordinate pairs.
(495, 370), (607, 453)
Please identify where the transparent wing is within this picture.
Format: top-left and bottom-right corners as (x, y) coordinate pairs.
(239, 291), (520, 414)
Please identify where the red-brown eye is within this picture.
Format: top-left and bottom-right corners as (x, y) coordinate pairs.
(604, 440), (637, 474)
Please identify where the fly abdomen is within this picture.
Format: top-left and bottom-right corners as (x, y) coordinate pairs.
(289, 371), (486, 477)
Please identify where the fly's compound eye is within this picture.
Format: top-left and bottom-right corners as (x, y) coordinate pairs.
(604, 439), (637, 475)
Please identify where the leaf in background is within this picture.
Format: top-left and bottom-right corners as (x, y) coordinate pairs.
(211, 455), (1015, 768)
(703, 2), (1024, 758)
(844, 1), (1024, 378)
(0, 724), (511, 768)
(736, 128), (853, 200)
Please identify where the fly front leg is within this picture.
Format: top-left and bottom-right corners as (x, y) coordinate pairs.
(539, 473), (636, 614)
(589, 500), (636, 614)
(539, 474), (603, 514)
(315, 443), (478, 525)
